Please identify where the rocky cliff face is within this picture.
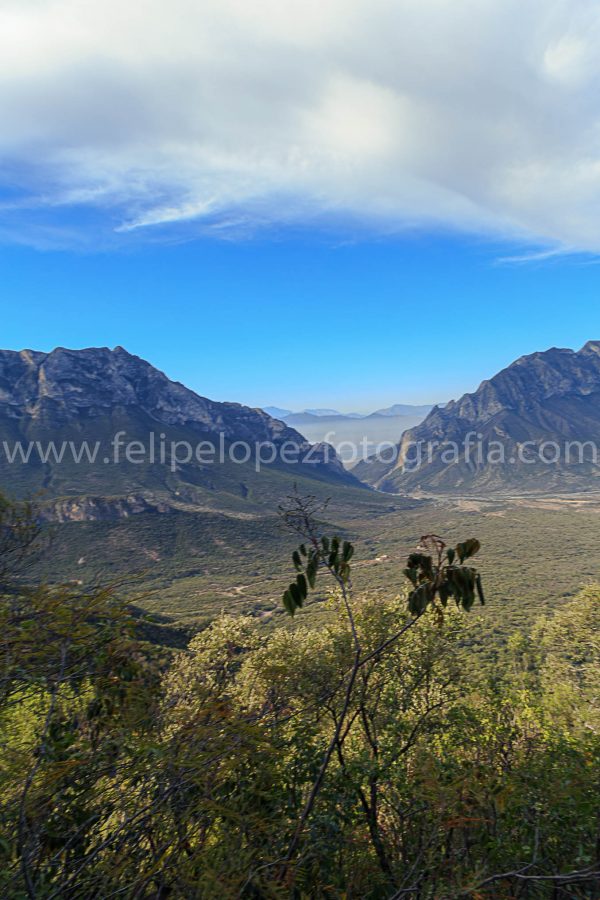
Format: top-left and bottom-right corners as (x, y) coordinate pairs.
(39, 493), (174, 523)
(355, 341), (600, 495)
(0, 346), (359, 509)
(0, 346), (311, 445)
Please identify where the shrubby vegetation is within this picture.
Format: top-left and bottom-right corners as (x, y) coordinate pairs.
(0, 495), (598, 898)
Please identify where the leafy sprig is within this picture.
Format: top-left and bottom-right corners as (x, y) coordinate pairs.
(283, 536), (354, 616)
(404, 534), (484, 615)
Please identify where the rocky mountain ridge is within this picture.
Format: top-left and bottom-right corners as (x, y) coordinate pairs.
(0, 347), (311, 445)
(355, 341), (600, 494)
(0, 346), (360, 513)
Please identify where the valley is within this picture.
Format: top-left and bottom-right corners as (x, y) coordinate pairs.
(34, 484), (600, 666)
(6, 342), (600, 665)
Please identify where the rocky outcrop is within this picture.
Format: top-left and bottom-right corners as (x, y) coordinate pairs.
(0, 346), (309, 444)
(40, 494), (173, 522)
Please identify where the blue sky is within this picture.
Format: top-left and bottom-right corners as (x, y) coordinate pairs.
(3, 231), (600, 411)
(2, 0), (600, 412)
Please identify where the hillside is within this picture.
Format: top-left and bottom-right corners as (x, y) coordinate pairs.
(355, 341), (600, 494)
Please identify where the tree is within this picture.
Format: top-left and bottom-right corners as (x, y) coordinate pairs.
(1, 490), (599, 898)
(276, 493), (485, 887)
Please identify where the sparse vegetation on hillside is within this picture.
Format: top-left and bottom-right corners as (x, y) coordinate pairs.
(30, 494), (600, 669)
(1, 495), (599, 898)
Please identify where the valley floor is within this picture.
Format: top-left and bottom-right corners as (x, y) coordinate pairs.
(35, 487), (600, 662)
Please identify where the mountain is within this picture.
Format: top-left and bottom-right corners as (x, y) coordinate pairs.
(371, 403), (435, 418)
(354, 341), (600, 495)
(263, 404), (435, 420)
(263, 406), (364, 419)
(262, 406), (293, 419)
(0, 346), (361, 517)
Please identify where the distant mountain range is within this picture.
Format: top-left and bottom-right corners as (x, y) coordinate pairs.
(263, 404), (435, 420)
(372, 403), (439, 418)
(354, 341), (600, 495)
(0, 347), (361, 519)
(261, 404), (436, 462)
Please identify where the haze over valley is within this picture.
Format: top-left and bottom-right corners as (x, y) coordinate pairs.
(261, 404), (436, 463)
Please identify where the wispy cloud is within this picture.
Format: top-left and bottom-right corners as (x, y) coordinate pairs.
(496, 247), (572, 265)
(116, 199), (216, 232)
(2, 0), (600, 251)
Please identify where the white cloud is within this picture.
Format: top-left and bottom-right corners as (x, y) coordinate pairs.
(2, 0), (600, 250)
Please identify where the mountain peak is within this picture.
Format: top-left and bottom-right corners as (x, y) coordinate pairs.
(581, 340), (600, 355)
(355, 339), (600, 496)
(0, 346), (361, 499)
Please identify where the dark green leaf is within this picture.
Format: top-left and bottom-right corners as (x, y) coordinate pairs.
(289, 582), (303, 608)
(403, 567), (419, 587)
(306, 558), (318, 589)
(296, 573), (308, 600)
(342, 541), (354, 562)
(476, 574), (485, 606)
(438, 582), (453, 607)
(408, 583), (434, 616)
(456, 539), (481, 564)
(407, 552), (434, 579)
(282, 589), (296, 617)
